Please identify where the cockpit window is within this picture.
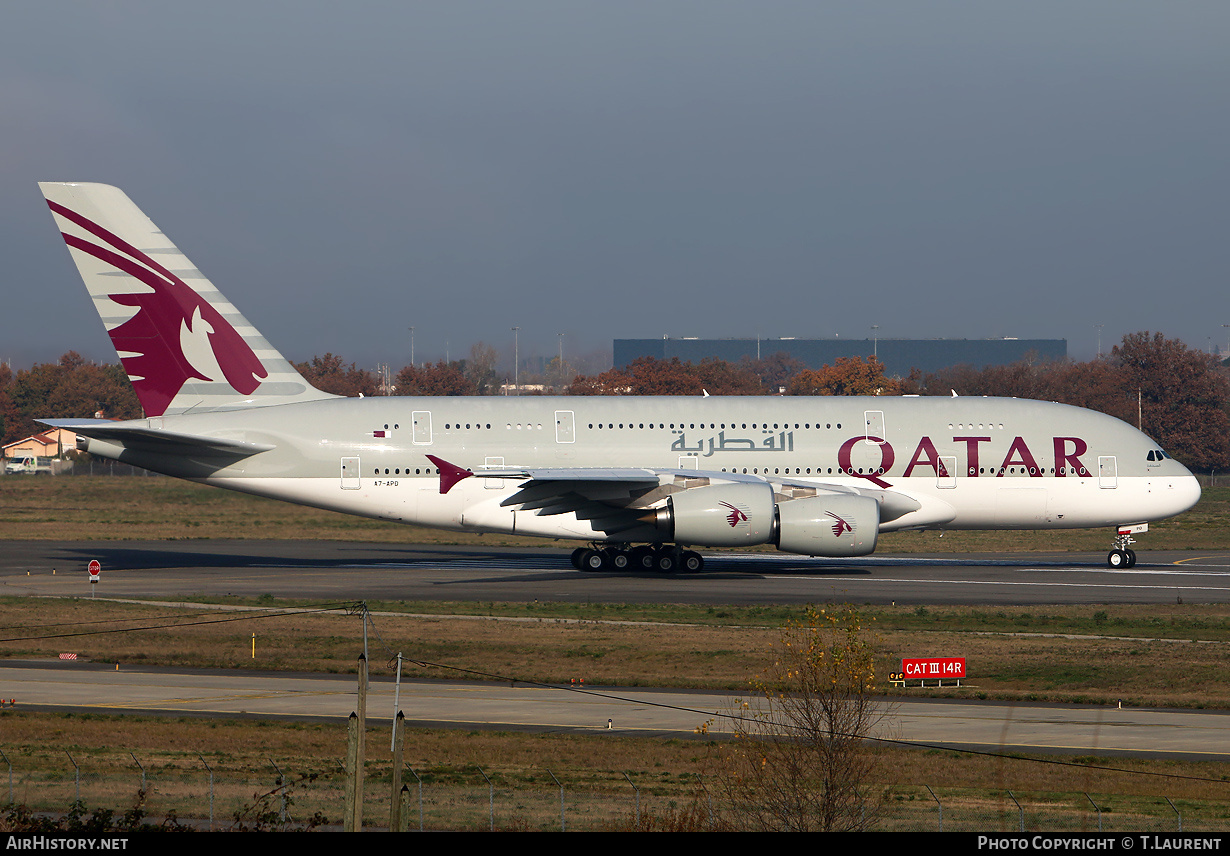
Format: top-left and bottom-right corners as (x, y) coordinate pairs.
(1147, 451), (1156, 461)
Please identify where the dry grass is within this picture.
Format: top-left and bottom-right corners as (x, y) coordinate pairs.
(1, 710), (1227, 831)
(3, 598), (1230, 706)
(0, 475), (540, 545)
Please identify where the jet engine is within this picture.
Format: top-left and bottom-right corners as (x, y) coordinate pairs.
(643, 484), (880, 556)
(647, 483), (776, 547)
(774, 494), (879, 557)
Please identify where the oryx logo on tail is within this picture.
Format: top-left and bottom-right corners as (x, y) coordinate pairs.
(46, 200), (268, 416)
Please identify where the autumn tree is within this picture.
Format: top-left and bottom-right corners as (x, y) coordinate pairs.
(899, 333), (1230, 472)
(740, 351), (808, 392)
(786, 356), (899, 397)
(395, 360), (477, 396)
(0, 362), (18, 444)
(1109, 332), (1230, 471)
(705, 606), (890, 831)
(569, 357), (763, 396)
(6, 352), (141, 442)
(293, 353), (379, 397)
(541, 355), (574, 392)
(465, 343), (500, 395)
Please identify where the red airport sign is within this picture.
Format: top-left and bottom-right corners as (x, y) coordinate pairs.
(87, 559), (101, 581)
(902, 657), (965, 679)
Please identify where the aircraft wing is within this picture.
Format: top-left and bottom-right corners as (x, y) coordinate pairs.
(39, 419), (275, 457)
(426, 455), (923, 533)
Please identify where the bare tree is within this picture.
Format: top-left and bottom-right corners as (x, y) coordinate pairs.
(706, 606), (891, 831)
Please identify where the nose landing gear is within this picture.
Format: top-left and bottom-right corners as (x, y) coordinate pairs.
(1107, 525), (1142, 568)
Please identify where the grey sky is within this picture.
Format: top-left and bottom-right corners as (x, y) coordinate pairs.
(4, 2), (1228, 374)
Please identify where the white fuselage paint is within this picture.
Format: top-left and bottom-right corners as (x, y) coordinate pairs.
(93, 393), (1200, 545)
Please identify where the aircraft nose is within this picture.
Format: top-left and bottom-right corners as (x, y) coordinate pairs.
(1163, 471), (1203, 518)
(1178, 473), (1202, 513)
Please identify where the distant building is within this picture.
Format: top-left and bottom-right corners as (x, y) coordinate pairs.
(2, 428), (78, 459)
(614, 337), (1067, 378)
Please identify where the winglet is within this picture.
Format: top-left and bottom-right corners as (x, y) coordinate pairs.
(426, 455), (473, 494)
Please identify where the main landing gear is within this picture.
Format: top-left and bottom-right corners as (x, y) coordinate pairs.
(1107, 529), (1137, 569)
(571, 543), (704, 573)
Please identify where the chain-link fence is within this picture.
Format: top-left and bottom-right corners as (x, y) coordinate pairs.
(0, 458), (154, 477)
(2, 754), (1227, 832)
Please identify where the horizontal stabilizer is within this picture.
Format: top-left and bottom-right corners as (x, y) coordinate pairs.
(39, 419), (274, 457)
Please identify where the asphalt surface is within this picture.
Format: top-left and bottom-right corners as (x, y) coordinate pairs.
(2, 540), (1230, 605)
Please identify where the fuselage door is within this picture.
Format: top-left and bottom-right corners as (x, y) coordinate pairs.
(484, 456), (504, 489)
(341, 456), (361, 490)
(555, 410), (575, 443)
(864, 410), (885, 444)
(1098, 456), (1118, 489)
(938, 455), (957, 489)
(412, 411), (432, 445)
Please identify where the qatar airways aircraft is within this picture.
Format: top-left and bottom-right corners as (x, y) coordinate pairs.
(38, 182), (1201, 572)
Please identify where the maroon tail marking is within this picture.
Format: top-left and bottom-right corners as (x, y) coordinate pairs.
(48, 200), (267, 416)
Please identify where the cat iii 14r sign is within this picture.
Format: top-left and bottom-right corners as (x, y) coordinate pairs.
(901, 658), (966, 684)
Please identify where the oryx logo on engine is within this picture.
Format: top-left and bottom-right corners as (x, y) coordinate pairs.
(826, 511), (853, 537)
(720, 501), (750, 528)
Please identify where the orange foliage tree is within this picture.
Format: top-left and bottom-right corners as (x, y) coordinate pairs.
(569, 357), (764, 396)
(293, 353), (379, 397)
(785, 356), (899, 397)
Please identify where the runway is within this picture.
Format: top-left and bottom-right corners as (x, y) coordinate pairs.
(3, 540), (1230, 605)
(2, 659), (1227, 760)
(3, 540), (1230, 760)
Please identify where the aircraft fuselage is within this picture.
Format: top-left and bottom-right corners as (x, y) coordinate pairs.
(81, 394), (1200, 543)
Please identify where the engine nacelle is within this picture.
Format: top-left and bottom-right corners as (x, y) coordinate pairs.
(649, 483), (776, 547)
(775, 494), (879, 557)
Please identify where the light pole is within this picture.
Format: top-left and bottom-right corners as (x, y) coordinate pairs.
(1095, 324), (1103, 358)
(512, 327), (520, 395)
(871, 325), (879, 360)
(408, 327), (415, 368)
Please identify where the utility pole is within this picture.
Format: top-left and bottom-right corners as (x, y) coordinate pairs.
(512, 326), (520, 395)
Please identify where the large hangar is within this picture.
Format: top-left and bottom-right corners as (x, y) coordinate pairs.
(614, 337), (1068, 378)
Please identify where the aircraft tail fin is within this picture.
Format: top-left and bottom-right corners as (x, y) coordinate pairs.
(39, 182), (338, 416)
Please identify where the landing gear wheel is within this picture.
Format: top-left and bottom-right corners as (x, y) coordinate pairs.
(609, 550), (630, 570)
(579, 548), (610, 572)
(570, 548), (587, 570)
(630, 546), (656, 570)
(681, 551), (704, 573)
(1108, 527), (1141, 569)
(655, 551), (678, 573)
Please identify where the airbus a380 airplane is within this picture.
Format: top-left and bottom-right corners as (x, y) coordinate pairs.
(38, 182), (1201, 573)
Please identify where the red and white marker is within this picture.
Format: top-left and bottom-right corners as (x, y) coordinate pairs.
(87, 559), (101, 583)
